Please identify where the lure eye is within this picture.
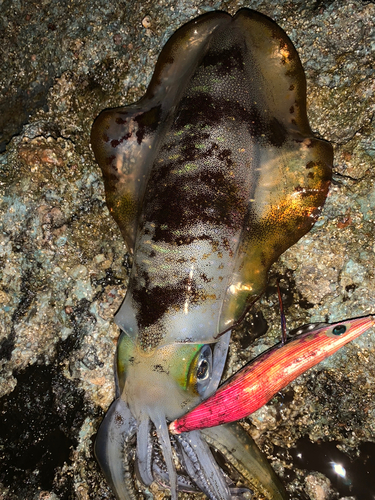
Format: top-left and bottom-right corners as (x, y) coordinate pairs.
(188, 345), (212, 396)
(325, 322), (350, 338)
(332, 324), (347, 336)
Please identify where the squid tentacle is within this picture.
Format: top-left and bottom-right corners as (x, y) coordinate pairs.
(153, 451), (254, 499)
(176, 437), (221, 499)
(94, 398), (137, 500)
(176, 431), (231, 500)
(152, 459), (200, 493)
(150, 411), (178, 500)
(135, 416), (154, 486)
(228, 489), (254, 500)
(202, 423), (288, 500)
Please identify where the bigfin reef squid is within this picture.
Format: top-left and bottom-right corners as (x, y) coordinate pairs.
(90, 8), (333, 500)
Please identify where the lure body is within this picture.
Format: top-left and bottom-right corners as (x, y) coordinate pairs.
(91, 8), (332, 500)
(170, 316), (375, 434)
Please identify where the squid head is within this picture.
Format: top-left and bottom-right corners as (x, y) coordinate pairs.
(95, 326), (234, 499)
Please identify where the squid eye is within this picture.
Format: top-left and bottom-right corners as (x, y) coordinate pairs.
(197, 359), (209, 380)
(188, 345), (213, 397)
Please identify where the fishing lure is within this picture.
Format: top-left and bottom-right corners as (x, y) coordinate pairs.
(91, 8), (332, 500)
(170, 316), (375, 433)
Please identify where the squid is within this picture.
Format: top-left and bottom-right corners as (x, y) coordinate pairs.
(90, 8), (332, 500)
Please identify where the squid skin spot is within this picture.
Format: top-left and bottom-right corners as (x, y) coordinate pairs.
(291, 118), (297, 126)
(135, 105), (162, 130)
(164, 55), (174, 65)
(102, 133), (109, 142)
(115, 412), (124, 425)
(307, 172), (315, 179)
(111, 139), (120, 147)
(106, 155), (116, 165)
(285, 68), (295, 78)
(268, 117), (287, 147)
(153, 364), (169, 374)
(200, 273), (212, 283)
(133, 283), (185, 330)
(290, 105), (294, 114)
(136, 130), (145, 144)
(306, 161), (315, 169)
(116, 117), (127, 124)
(289, 84), (295, 90)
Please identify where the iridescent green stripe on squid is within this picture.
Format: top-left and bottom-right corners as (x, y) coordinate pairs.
(117, 333), (206, 394)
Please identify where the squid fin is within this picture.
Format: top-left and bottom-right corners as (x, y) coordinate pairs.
(90, 12), (231, 252)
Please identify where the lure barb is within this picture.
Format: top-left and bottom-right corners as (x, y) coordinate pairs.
(170, 316), (374, 434)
